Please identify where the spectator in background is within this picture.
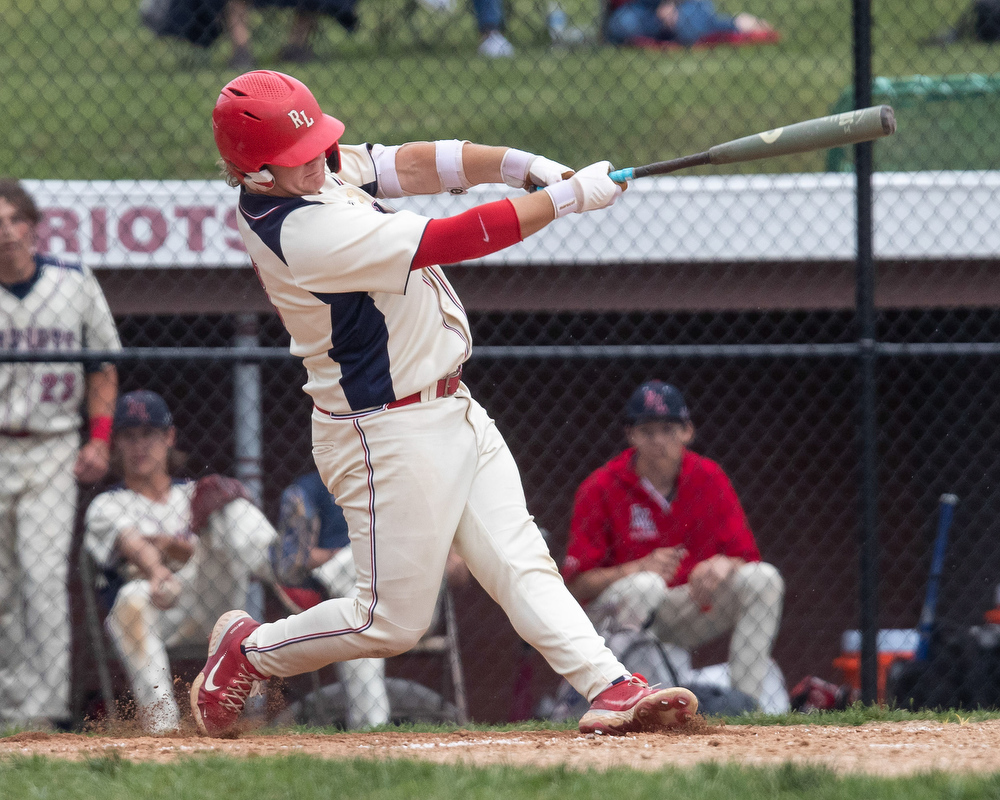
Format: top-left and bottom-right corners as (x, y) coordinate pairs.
(84, 390), (277, 734)
(239, 0), (514, 62)
(471, 0), (516, 57)
(226, 0), (360, 67)
(0, 178), (120, 731)
(141, 0), (358, 68)
(603, 0), (776, 47)
(562, 380), (790, 713)
(143, 0), (511, 63)
(275, 469), (473, 728)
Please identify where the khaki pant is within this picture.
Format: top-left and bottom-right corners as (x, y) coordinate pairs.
(587, 561), (786, 708)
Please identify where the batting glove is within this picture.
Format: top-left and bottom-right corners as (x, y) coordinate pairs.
(543, 160), (624, 218)
(501, 149), (572, 190)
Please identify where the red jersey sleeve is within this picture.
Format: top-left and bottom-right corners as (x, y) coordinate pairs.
(562, 474), (614, 584)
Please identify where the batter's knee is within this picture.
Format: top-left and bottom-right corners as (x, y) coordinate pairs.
(389, 626), (429, 656)
(363, 612), (433, 657)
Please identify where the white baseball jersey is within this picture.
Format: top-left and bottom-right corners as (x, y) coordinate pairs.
(237, 144), (470, 414)
(0, 255), (121, 434)
(85, 481), (196, 579)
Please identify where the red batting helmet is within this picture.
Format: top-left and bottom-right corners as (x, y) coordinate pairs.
(212, 70), (346, 174)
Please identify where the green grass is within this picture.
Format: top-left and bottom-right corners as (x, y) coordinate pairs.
(3, 751), (1000, 800)
(1, 0), (998, 179)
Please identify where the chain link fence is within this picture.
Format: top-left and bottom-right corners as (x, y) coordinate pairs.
(3, 0), (1000, 730)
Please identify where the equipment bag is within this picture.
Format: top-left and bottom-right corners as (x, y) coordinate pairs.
(887, 622), (1000, 710)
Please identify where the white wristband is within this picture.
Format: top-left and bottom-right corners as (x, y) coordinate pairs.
(372, 144), (403, 198)
(500, 148), (534, 189)
(435, 139), (472, 194)
(544, 180), (581, 218)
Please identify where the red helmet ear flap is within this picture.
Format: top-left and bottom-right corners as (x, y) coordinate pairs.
(326, 142), (341, 174)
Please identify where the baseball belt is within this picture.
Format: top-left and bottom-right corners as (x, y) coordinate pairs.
(315, 366), (463, 416)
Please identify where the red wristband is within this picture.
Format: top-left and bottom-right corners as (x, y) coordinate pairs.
(89, 415), (112, 443)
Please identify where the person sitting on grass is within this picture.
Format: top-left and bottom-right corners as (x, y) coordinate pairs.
(604, 0), (777, 47)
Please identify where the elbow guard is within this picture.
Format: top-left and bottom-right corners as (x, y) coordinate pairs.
(435, 139), (472, 194)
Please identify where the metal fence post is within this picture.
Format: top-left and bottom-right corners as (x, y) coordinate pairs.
(854, 0), (880, 705)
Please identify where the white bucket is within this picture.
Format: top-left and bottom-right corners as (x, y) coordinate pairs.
(840, 628), (918, 655)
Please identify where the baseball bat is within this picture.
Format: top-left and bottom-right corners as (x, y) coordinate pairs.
(608, 105), (896, 183)
(914, 493), (959, 661)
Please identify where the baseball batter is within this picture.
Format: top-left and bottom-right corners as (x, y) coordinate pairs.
(0, 179), (120, 729)
(191, 69), (698, 737)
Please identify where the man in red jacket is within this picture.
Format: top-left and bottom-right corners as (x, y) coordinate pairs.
(563, 380), (787, 711)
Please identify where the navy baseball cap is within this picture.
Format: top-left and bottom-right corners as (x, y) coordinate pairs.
(113, 390), (173, 431)
(624, 381), (691, 425)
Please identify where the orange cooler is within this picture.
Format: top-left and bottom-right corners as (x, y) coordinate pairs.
(832, 629), (918, 703)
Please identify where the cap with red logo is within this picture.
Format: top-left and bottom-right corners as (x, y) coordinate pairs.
(624, 381), (691, 425)
(113, 390), (173, 432)
(212, 70), (346, 174)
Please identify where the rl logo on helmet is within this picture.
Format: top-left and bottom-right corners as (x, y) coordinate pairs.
(288, 110), (315, 129)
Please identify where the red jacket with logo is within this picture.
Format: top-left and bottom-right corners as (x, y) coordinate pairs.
(562, 448), (760, 587)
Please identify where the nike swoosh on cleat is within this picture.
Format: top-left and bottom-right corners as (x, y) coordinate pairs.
(204, 653), (226, 692)
(478, 214), (489, 242)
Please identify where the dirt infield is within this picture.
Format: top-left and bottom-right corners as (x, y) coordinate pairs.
(5, 718), (1000, 775)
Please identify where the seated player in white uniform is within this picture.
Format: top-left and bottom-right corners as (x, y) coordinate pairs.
(84, 390), (277, 734)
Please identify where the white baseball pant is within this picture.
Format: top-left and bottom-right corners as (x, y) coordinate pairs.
(105, 498), (276, 733)
(0, 432), (78, 724)
(311, 546), (391, 728)
(245, 386), (626, 703)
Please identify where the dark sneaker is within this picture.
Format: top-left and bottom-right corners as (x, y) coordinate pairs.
(190, 610), (266, 736)
(578, 674), (698, 735)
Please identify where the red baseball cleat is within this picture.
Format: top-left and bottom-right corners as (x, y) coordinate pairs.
(578, 673), (698, 735)
(190, 610), (267, 736)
